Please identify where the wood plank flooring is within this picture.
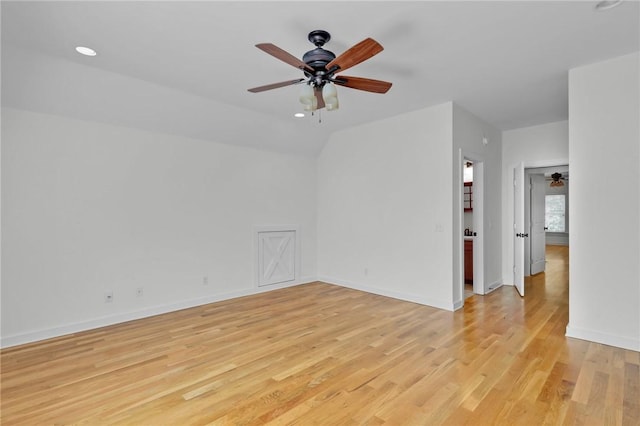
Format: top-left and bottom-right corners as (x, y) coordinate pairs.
(2, 246), (639, 425)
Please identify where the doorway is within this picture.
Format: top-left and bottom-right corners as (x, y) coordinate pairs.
(522, 171), (547, 278)
(459, 154), (484, 303)
(525, 166), (569, 276)
(513, 163), (569, 297)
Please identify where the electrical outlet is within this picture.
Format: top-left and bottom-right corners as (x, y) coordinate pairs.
(203, 276), (208, 285)
(104, 291), (114, 303)
(136, 287), (144, 297)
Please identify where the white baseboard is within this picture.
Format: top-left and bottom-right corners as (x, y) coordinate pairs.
(1, 277), (315, 349)
(485, 280), (503, 294)
(565, 324), (640, 352)
(318, 276), (456, 311)
(452, 299), (464, 311)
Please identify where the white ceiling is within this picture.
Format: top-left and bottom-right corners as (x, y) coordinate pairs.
(2, 1), (639, 156)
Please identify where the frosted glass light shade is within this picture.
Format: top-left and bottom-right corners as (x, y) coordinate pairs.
(322, 83), (337, 101)
(325, 97), (339, 111)
(303, 95), (318, 111)
(299, 85), (314, 105)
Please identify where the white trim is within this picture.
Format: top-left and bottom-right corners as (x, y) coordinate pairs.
(504, 158), (569, 285)
(457, 149), (465, 305)
(452, 299), (464, 311)
(484, 281), (503, 294)
(522, 159), (570, 169)
(1, 277), (315, 349)
(566, 324), (640, 352)
(471, 161), (485, 295)
(546, 233), (569, 246)
(318, 276), (456, 311)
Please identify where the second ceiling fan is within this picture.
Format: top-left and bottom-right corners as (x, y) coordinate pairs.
(248, 30), (392, 111)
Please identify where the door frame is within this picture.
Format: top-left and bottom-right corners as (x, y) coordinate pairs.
(508, 159), (569, 294)
(472, 162), (484, 295)
(457, 149), (485, 306)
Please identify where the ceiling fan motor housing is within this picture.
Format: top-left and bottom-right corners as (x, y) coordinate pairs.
(302, 48), (336, 72)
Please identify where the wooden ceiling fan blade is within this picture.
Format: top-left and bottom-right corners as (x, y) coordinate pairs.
(326, 38), (383, 73)
(256, 43), (314, 73)
(333, 75), (392, 93)
(248, 78), (305, 93)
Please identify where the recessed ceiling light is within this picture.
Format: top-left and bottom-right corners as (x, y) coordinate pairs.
(75, 46), (97, 57)
(595, 1), (623, 11)
(294, 113), (305, 118)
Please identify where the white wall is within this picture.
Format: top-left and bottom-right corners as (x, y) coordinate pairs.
(453, 105), (502, 304)
(317, 103), (455, 309)
(1, 108), (317, 347)
(566, 53), (639, 351)
(501, 121), (569, 284)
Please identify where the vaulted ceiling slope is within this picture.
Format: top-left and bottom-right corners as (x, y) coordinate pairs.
(2, 1), (638, 156)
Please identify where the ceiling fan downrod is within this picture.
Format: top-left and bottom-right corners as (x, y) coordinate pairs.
(302, 30), (337, 82)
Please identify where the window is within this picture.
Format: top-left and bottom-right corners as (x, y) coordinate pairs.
(545, 195), (565, 232)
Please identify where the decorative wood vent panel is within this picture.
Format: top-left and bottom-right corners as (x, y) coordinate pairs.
(255, 226), (298, 287)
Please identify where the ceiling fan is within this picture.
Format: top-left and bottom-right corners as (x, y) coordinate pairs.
(248, 30), (392, 111)
(547, 172), (568, 187)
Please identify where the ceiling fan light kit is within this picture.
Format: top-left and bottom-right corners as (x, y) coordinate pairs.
(248, 30), (392, 114)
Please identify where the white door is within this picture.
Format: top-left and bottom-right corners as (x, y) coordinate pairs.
(529, 174), (546, 275)
(513, 163), (525, 296)
(472, 161), (484, 294)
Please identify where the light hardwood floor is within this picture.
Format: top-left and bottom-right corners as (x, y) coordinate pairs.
(2, 246), (639, 425)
